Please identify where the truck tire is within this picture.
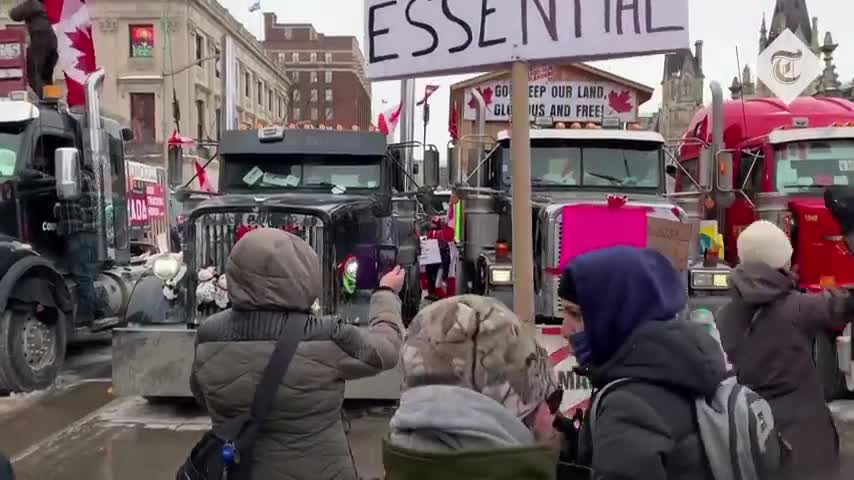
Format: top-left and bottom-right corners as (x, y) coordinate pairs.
(814, 332), (846, 402)
(0, 307), (67, 394)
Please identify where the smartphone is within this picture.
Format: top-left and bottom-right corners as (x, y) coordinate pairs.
(377, 246), (398, 276)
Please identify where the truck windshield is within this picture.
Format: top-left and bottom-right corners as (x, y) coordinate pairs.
(0, 122), (26, 177)
(775, 139), (854, 192)
(500, 140), (661, 189)
(221, 154), (383, 191)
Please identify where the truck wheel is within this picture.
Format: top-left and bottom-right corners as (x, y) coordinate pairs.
(0, 307), (67, 394)
(814, 332), (845, 402)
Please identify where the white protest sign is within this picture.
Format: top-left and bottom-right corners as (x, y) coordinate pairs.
(464, 80), (638, 123)
(365, 0), (690, 80)
(419, 238), (442, 265)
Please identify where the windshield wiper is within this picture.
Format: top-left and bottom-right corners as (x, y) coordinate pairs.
(587, 172), (624, 185)
(783, 184), (823, 189)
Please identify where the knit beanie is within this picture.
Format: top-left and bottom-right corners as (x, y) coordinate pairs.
(737, 220), (793, 270)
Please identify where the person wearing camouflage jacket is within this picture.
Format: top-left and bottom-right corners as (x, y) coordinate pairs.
(383, 295), (562, 480)
(190, 228), (405, 480)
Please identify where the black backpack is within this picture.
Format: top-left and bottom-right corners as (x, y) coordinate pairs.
(177, 315), (306, 480)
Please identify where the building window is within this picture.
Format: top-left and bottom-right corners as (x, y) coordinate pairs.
(310, 52), (317, 62)
(324, 89), (333, 102)
(284, 28), (293, 40)
(292, 90), (301, 102)
(324, 52), (332, 63)
(292, 52), (299, 63)
(257, 81), (263, 105)
(268, 88), (273, 111)
(310, 89), (318, 103)
(324, 71), (333, 83)
(291, 71), (300, 82)
(293, 107), (301, 120)
(214, 47), (221, 78)
(324, 107), (333, 120)
(244, 71), (251, 97)
(310, 108), (318, 121)
(279, 97), (285, 119)
(194, 32), (204, 61)
(129, 93), (156, 143)
(196, 100), (205, 140)
(277, 52), (286, 63)
(215, 107), (221, 139)
(129, 25), (154, 58)
(310, 71), (318, 83)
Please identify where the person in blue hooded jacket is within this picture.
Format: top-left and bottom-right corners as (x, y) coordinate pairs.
(558, 246), (726, 480)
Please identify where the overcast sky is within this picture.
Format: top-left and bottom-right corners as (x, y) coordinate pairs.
(220, 0), (854, 150)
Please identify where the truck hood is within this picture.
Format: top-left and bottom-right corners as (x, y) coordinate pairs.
(529, 191), (681, 220)
(191, 192), (379, 220)
(789, 198), (854, 288)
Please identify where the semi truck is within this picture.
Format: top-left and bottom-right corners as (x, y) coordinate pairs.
(675, 81), (854, 400)
(0, 71), (148, 393)
(111, 125), (425, 400)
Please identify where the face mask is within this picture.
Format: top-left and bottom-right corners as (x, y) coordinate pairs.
(569, 331), (593, 367)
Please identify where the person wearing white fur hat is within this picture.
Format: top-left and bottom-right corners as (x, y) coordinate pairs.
(717, 220), (854, 479)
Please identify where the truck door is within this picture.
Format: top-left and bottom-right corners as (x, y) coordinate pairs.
(19, 131), (75, 259)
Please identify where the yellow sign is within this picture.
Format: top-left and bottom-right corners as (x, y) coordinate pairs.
(713, 274), (729, 288)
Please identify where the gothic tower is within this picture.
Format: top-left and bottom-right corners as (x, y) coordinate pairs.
(658, 41), (705, 141)
(757, 0), (822, 97)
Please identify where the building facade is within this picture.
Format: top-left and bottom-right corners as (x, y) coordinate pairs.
(1, 0), (292, 191)
(657, 41), (704, 142)
(262, 13), (371, 129)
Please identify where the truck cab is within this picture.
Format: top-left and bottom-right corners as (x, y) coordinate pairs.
(0, 79), (146, 393)
(678, 88), (854, 400)
(113, 126), (423, 400)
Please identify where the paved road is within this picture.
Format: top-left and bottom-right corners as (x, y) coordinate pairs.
(2, 341), (854, 479)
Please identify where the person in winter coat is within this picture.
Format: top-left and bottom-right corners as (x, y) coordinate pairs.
(0, 452), (12, 480)
(559, 246), (726, 480)
(717, 219), (853, 479)
(8, 0), (58, 99)
(190, 228), (405, 480)
(383, 295), (563, 480)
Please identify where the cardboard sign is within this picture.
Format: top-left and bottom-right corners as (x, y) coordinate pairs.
(419, 238), (442, 265)
(365, 0), (689, 80)
(464, 80), (638, 123)
(646, 217), (694, 271)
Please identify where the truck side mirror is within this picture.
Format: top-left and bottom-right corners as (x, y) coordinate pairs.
(423, 148), (440, 188)
(120, 127), (134, 142)
(168, 145), (184, 187)
(716, 150), (734, 192)
(55, 147), (81, 200)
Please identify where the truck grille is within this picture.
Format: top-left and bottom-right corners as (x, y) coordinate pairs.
(189, 211), (325, 321)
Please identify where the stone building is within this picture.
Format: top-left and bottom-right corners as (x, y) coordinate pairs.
(262, 13), (371, 129)
(657, 41), (705, 142)
(0, 0), (292, 191)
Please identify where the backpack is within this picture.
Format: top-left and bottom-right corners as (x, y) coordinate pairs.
(590, 376), (789, 480)
(176, 314), (306, 480)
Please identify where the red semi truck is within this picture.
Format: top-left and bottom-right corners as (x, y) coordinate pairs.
(675, 82), (854, 400)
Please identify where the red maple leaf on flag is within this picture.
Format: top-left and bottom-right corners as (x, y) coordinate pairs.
(467, 86), (495, 110)
(608, 90), (634, 114)
(67, 26), (96, 74)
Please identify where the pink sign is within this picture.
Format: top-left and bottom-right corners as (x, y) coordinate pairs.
(145, 184), (165, 218)
(559, 205), (648, 269)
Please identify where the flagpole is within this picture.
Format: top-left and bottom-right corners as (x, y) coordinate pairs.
(422, 101), (429, 161)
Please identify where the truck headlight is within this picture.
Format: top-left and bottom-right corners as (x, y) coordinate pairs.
(152, 254), (183, 281)
(489, 266), (513, 285)
(690, 269), (730, 290)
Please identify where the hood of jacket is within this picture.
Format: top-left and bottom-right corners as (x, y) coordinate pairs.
(590, 320), (727, 396)
(225, 228), (321, 312)
(565, 246), (687, 366)
(730, 262), (796, 306)
(384, 385), (557, 480)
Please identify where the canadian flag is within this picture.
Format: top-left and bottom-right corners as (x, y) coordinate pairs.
(377, 103), (403, 138)
(416, 84), (439, 106)
(44, 0), (97, 107)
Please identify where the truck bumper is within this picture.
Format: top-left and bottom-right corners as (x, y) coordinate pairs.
(686, 294), (730, 317)
(112, 326), (403, 400)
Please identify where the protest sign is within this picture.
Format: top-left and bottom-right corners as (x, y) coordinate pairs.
(365, 0), (690, 80)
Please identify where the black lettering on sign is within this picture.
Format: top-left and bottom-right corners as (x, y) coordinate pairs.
(521, 0), (558, 45)
(368, 1), (399, 63)
(530, 104), (546, 117)
(406, 0), (439, 57)
(646, 0), (685, 33)
(494, 103), (511, 116)
(617, 0), (641, 35)
(552, 85), (572, 98)
(442, 0), (473, 53)
(558, 370), (592, 391)
(479, 0), (507, 48)
(494, 84), (511, 98)
(604, 0), (611, 33)
(529, 85), (547, 98)
(551, 104), (572, 117)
